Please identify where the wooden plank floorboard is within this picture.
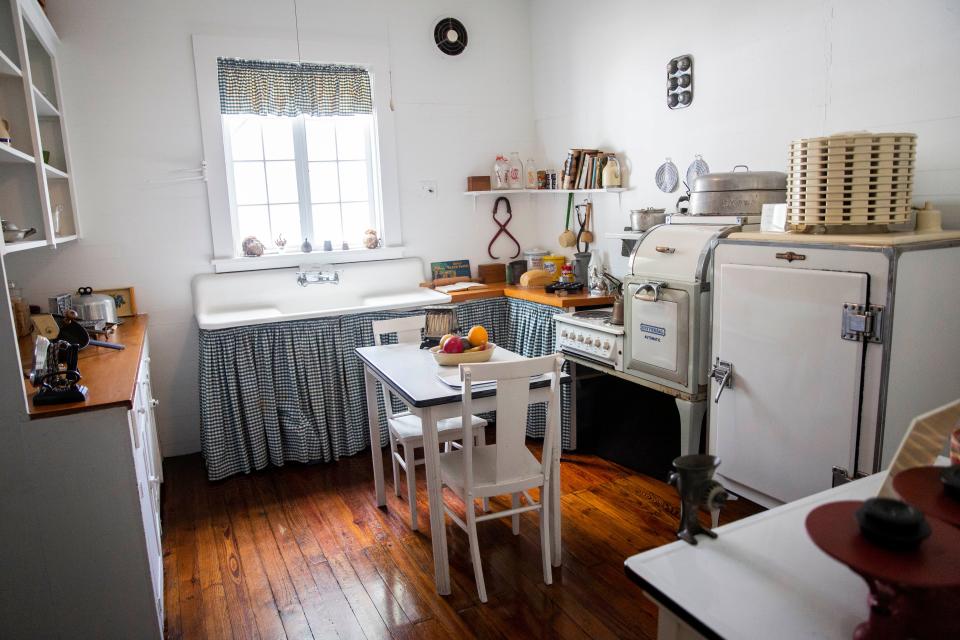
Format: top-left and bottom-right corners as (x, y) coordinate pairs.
(162, 446), (764, 639)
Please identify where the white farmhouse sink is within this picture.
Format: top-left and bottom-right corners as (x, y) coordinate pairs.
(192, 257), (451, 330)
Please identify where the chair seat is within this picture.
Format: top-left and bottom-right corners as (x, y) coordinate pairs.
(439, 444), (543, 495)
(388, 413), (487, 443)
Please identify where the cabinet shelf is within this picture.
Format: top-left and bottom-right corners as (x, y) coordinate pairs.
(44, 163), (67, 179)
(0, 143), (34, 163)
(0, 48), (20, 76)
(2, 238), (46, 254)
(32, 85), (58, 117)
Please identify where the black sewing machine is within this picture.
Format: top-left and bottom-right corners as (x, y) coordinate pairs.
(30, 336), (88, 405)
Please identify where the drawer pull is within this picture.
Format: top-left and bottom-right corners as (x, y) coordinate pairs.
(151, 398), (159, 408)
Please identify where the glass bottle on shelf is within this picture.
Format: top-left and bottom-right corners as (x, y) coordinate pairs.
(525, 157), (538, 189)
(601, 154), (621, 188)
(53, 204), (63, 235)
(507, 152), (523, 189)
(492, 154), (511, 190)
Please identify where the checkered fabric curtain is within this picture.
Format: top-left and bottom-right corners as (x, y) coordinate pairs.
(217, 57), (373, 118)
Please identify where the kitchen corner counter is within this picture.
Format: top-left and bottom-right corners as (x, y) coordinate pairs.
(444, 283), (614, 308)
(19, 315), (149, 419)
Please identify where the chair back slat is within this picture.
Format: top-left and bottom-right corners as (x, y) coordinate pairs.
(461, 354), (562, 486)
(494, 377), (533, 483)
(372, 316), (425, 416)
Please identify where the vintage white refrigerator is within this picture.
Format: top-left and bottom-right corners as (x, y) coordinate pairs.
(708, 230), (960, 507)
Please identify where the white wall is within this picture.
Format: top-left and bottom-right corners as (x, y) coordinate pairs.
(5, 0), (538, 455)
(528, 0), (960, 275)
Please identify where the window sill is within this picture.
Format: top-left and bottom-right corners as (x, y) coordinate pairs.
(211, 246), (405, 273)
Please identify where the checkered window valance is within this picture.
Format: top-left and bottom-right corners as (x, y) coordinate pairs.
(217, 57), (373, 118)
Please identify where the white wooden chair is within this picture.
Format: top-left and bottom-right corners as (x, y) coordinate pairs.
(439, 354), (562, 602)
(371, 316), (488, 531)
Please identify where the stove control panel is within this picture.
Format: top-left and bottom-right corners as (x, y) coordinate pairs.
(555, 322), (623, 371)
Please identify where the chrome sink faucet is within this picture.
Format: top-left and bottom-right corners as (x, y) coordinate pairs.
(296, 265), (341, 287)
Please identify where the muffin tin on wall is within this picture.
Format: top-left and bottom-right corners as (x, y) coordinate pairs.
(667, 54), (693, 109)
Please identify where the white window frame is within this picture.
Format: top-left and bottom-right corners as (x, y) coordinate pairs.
(192, 34), (402, 272)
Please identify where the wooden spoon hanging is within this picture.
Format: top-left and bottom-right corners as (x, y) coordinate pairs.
(558, 193), (576, 247)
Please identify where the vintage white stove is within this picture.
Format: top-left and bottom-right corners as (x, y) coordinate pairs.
(556, 216), (756, 457)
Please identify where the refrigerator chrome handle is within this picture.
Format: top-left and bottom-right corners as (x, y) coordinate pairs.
(711, 358), (733, 403)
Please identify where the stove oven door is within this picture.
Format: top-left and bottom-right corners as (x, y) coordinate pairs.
(625, 281), (689, 387)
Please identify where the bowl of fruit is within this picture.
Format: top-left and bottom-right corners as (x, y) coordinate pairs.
(430, 325), (494, 366)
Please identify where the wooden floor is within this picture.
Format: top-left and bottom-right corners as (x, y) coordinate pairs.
(162, 444), (763, 639)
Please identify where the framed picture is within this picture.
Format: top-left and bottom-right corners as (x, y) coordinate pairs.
(93, 287), (137, 317)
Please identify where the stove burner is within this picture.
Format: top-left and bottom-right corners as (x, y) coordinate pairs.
(572, 309), (612, 320)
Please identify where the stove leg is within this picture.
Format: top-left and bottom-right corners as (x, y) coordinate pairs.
(675, 398), (707, 456)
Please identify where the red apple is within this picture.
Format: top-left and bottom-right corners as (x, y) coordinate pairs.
(442, 337), (465, 354)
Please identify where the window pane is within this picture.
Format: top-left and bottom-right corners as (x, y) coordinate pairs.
(341, 201), (372, 245)
(265, 161), (298, 203)
(309, 162), (339, 203)
(269, 204), (301, 246)
(226, 116), (263, 161)
(305, 117), (337, 161)
(312, 203), (342, 243)
(237, 205), (270, 243)
(261, 117), (295, 160)
(338, 161), (368, 202)
(233, 162), (267, 204)
(335, 116), (369, 160)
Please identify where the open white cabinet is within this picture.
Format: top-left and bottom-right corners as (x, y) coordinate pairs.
(0, 0), (78, 255)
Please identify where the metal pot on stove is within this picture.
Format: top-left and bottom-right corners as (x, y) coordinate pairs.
(72, 286), (119, 324)
(688, 165), (786, 216)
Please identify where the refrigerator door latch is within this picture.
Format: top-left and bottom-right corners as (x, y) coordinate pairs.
(710, 358), (733, 403)
(841, 303), (884, 343)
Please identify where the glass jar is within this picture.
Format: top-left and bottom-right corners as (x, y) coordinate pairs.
(507, 152), (523, 189)
(492, 154), (511, 190)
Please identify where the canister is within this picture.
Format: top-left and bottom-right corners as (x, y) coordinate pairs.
(524, 248), (549, 271)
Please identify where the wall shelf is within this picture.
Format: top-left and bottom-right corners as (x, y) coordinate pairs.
(464, 187), (626, 212)
(0, 143), (33, 163)
(54, 234), (77, 244)
(464, 187), (626, 196)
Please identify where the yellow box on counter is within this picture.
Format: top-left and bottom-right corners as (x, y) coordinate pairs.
(542, 255), (566, 276)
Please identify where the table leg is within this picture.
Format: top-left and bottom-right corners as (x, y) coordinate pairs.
(364, 367), (386, 507)
(418, 406), (451, 595)
(551, 391), (563, 567)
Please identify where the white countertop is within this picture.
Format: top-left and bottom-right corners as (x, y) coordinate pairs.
(625, 473), (886, 639)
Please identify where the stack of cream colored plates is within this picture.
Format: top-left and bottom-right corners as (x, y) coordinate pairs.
(787, 132), (916, 228)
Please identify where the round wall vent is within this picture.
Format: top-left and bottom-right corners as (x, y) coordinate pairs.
(434, 17), (467, 56)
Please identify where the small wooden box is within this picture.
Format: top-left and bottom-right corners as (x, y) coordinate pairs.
(478, 263), (506, 284)
(467, 176), (491, 191)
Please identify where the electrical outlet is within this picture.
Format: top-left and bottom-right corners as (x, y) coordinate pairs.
(419, 180), (438, 200)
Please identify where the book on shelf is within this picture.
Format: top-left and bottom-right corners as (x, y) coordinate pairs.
(561, 148), (615, 190)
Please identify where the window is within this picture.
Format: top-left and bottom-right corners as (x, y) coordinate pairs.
(218, 58), (381, 254)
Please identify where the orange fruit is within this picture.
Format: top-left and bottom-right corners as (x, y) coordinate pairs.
(467, 325), (488, 347)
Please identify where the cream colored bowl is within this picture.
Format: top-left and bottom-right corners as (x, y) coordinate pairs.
(430, 342), (495, 366)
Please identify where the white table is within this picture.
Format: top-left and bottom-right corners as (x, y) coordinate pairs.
(356, 343), (564, 595)
(625, 472), (888, 640)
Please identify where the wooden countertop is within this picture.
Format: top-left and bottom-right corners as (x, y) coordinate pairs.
(444, 283), (614, 308)
(19, 315), (148, 419)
